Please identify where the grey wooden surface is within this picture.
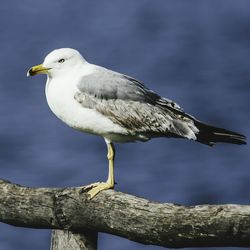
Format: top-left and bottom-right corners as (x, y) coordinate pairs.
(50, 230), (97, 250)
(1, 179), (250, 248)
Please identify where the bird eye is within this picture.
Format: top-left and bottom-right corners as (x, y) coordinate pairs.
(58, 59), (65, 63)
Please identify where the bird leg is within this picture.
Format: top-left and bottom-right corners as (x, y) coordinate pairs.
(86, 142), (115, 199)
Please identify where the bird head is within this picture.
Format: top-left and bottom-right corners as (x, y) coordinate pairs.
(27, 48), (86, 78)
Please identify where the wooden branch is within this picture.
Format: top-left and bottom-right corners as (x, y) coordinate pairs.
(0, 179), (250, 248)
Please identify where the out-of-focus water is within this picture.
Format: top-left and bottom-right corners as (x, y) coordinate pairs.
(0, 1), (249, 249)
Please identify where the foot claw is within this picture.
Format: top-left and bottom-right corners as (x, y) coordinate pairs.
(82, 182), (101, 192)
(83, 182), (114, 200)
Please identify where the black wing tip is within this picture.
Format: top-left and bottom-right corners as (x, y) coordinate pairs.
(195, 121), (247, 146)
(199, 135), (247, 147)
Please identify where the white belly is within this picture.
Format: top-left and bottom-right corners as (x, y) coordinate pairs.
(45, 77), (127, 137)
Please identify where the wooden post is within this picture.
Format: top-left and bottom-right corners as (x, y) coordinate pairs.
(50, 230), (97, 250)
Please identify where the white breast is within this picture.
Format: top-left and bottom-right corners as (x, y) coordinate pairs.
(45, 75), (127, 137)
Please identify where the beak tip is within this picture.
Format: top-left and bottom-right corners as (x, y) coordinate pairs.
(27, 67), (33, 77)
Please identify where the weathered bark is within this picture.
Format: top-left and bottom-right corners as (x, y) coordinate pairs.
(0, 179), (250, 248)
(50, 230), (97, 250)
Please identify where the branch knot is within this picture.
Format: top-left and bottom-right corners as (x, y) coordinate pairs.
(53, 189), (72, 230)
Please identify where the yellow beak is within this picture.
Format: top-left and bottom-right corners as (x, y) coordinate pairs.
(27, 64), (50, 77)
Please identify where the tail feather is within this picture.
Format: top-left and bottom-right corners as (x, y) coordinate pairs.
(194, 120), (247, 146)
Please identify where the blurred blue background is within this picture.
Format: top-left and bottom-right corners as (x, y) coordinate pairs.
(0, 1), (249, 249)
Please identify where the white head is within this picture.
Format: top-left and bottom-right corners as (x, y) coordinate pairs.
(27, 48), (87, 78)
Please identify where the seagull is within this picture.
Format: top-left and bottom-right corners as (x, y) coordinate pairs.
(27, 48), (246, 199)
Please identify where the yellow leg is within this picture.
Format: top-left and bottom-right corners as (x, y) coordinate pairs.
(86, 141), (115, 199)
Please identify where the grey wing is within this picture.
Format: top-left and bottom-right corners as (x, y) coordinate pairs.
(77, 66), (183, 111)
(74, 92), (198, 140)
(76, 66), (198, 140)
